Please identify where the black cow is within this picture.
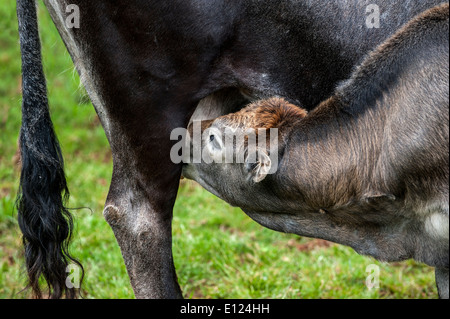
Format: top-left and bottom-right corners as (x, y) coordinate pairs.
(16, 0), (445, 298)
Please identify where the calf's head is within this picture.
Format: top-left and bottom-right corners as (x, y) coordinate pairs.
(182, 97), (307, 209)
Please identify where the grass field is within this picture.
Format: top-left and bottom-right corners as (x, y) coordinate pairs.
(0, 1), (438, 299)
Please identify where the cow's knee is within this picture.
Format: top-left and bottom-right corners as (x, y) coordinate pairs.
(103, 205), (124, 228)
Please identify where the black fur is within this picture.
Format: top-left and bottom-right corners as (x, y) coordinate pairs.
(18, 0), (444, 299)
(16, 0), (83, 299)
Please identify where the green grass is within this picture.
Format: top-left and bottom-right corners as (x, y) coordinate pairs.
(0, 0), (438, 299)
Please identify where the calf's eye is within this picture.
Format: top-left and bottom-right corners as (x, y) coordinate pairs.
(208, 133), (223, 150)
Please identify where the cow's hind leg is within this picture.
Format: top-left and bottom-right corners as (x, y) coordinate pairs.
(436, 268), (449, 299)
(106, 137), (188, 298)
(103, 183), (181, 298)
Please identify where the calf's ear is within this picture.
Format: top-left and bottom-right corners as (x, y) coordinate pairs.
(245, 148), (272, 183)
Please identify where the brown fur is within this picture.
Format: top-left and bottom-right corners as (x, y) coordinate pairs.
(214, 97), (308, 147)
(224, 97), (308, 130)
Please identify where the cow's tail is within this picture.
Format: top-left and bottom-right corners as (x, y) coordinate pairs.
(16, 0), (83, 299)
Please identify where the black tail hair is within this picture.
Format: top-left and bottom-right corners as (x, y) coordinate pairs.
(16, 0), (83, 299)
